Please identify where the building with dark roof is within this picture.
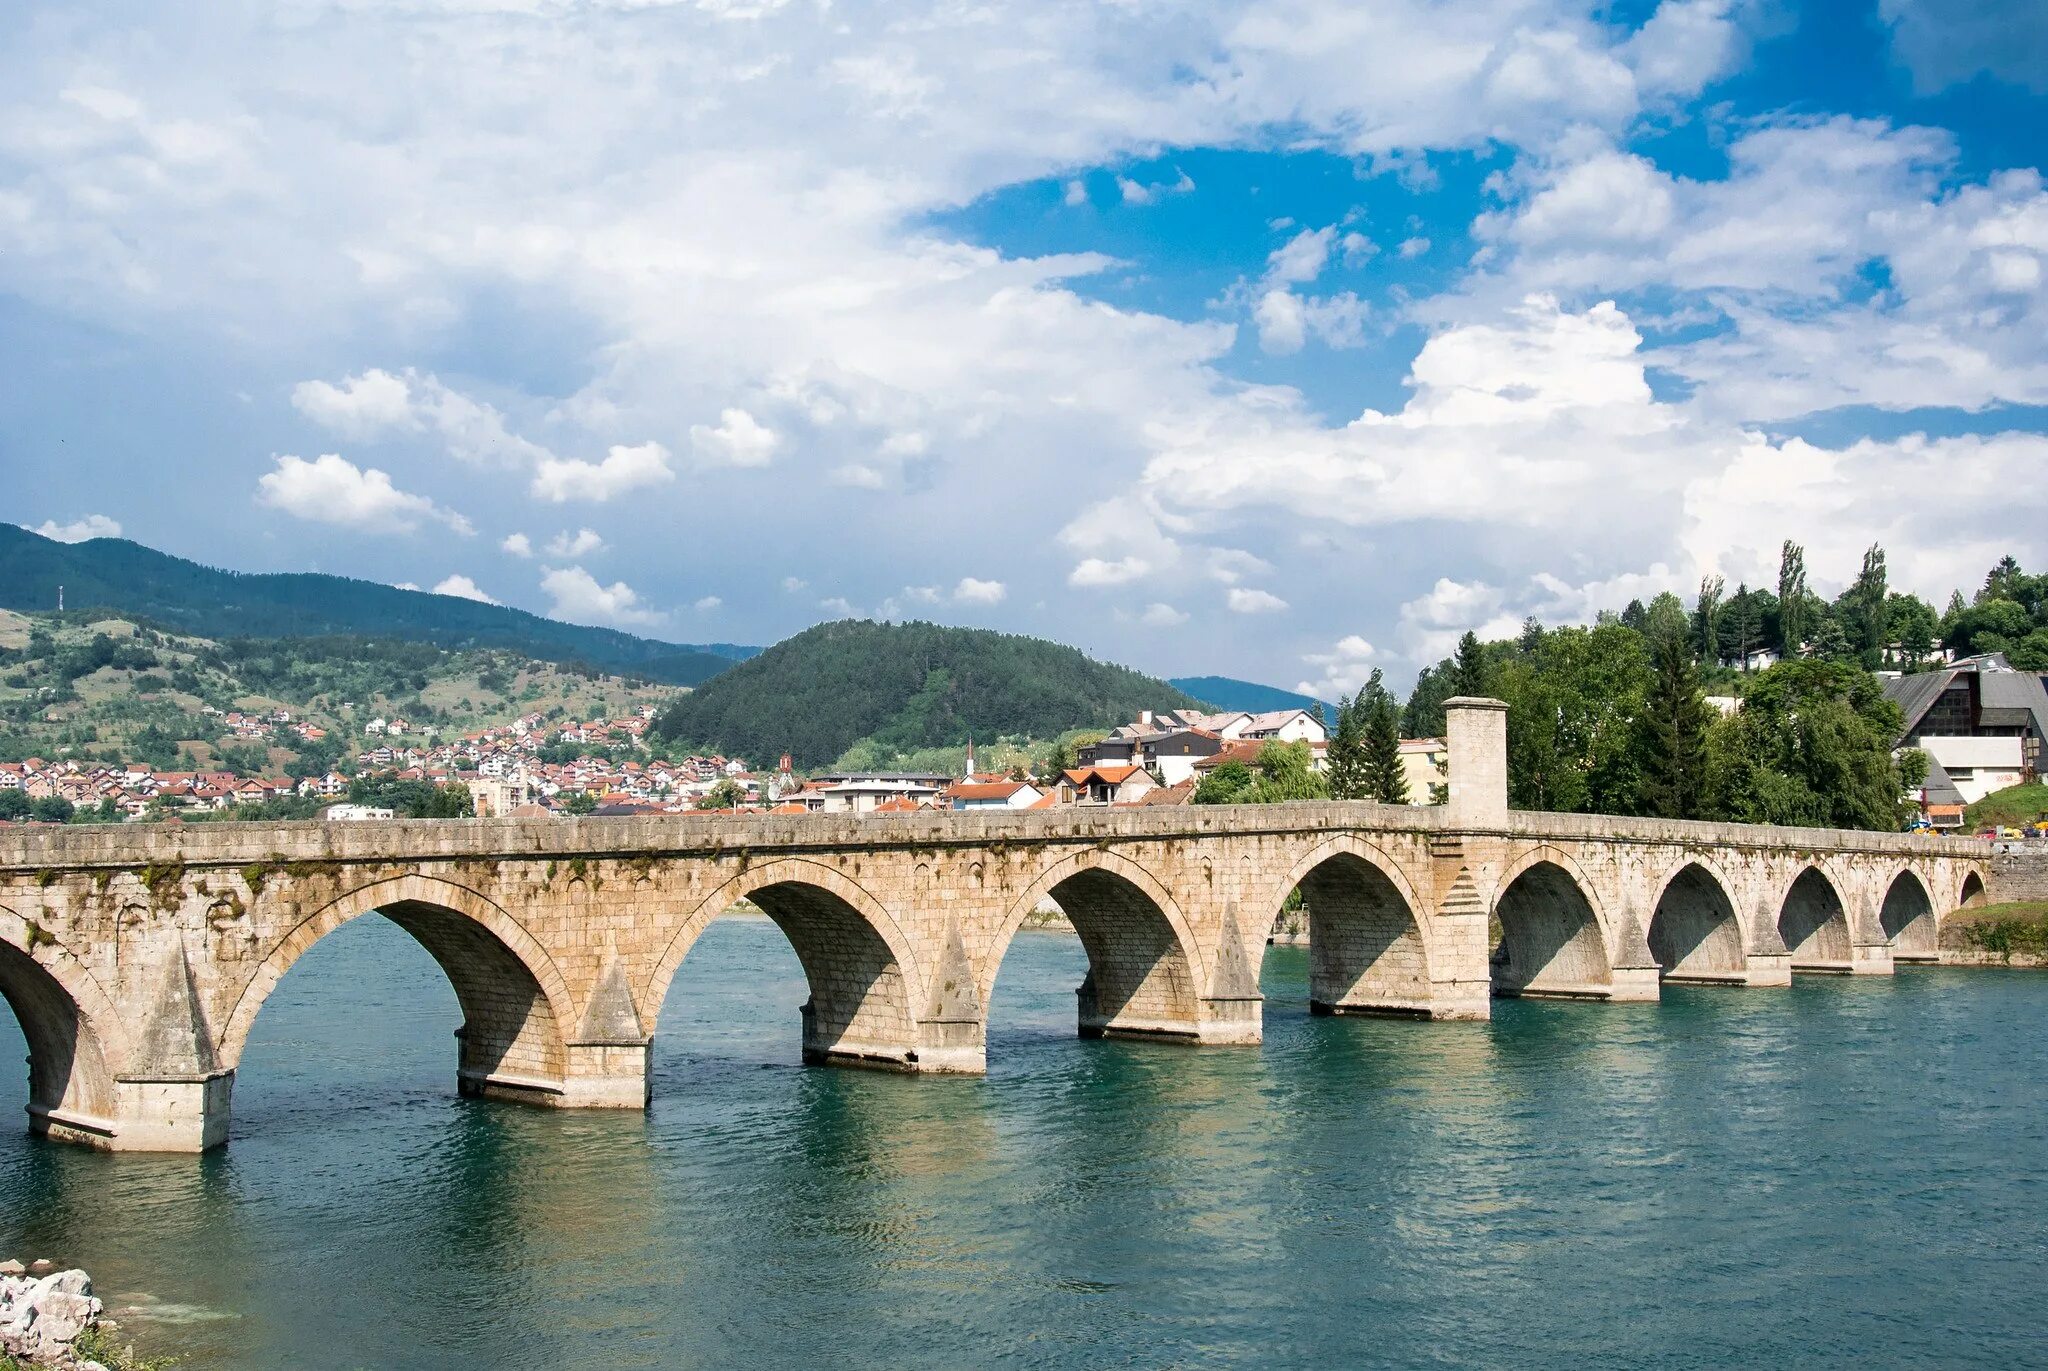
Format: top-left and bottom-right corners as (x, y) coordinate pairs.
(1883, 654), (2048, 809)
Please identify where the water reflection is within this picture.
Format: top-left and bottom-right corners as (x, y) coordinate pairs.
(0, 924), (2044, 1369)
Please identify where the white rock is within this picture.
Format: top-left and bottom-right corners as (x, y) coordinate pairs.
(0, 1260), (24, 1277)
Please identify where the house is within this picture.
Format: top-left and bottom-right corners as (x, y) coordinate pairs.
(778, 772), (951, 814)
(323, 803), (395, 821)
(1052, 765), (1157, 806)
(1882, 653), (2048, 804)
(1398, 738), (1449, 803)
(949, 779), (1045, 810)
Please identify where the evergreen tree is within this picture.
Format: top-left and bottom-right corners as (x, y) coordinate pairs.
(1842, 542), (1888, 664)
(1364, 680), (1410, 804)
(1635, 632), (1715, 819)
(1326, 691), (1371, 800)
(1451, 631), (1488, 696)
(1619, 598), (1649, 634)
(1776, 540), (1808, 657)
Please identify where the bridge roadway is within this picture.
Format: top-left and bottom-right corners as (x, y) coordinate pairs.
(0, 700), (1988, 1151)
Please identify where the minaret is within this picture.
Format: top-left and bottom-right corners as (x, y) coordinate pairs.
(964, 734), (975, 780)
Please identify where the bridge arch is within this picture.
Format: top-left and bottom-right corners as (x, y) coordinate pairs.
(1879, 868), (1938, 962)
(1491, 848), (1615, 999)
(647, 857), (924, 1068)
(987, 848), (1206, 1041)
(219, 873), (575, 1098)
(1777, 866), (1853, 972)
(1956, 870), (1987, 911)
(1647, 859), (1749, 984)
(0, 904), (123, 1138)
(1273, 835), (1435, 1016)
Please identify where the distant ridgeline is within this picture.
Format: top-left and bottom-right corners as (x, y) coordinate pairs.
(1168, 676), (1334, 718)
(0, 525), (754, 686)
(650, 619), (1205, 769)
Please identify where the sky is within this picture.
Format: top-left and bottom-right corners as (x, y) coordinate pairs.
(5, 0), (2047, 698)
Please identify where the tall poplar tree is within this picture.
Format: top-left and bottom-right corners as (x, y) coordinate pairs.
(1777, 540), (1808, 657)
(1635, 631), (1715, 820)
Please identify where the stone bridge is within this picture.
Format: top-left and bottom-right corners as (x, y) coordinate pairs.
(0, 701), (1987, 1151)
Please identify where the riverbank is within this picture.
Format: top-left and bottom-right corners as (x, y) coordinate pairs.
(1942, 901), (2048, 968)
(0, 1264), (168, 1371)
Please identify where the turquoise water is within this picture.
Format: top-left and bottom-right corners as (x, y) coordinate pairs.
(3, 917), (2046, 1369)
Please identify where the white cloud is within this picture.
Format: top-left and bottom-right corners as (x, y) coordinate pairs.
(694, 594), (722, 611)
(1063, 179), (1088, 207)
(291, 369), (414, 440)
(32, 514), (121, 543)
(818, 596), (858, 617)
(1399, 236), (1431, 258)
(293, 368), (553, 467)
(781, 577), (808, 593)
(953, 576), (1006, 605)
(1069, 556), (1152, 588)
(1267, 226), (1335, 284)
(531, 442), (674, 503)
(1226, 587), (1289, 614)
(256, 454), (472, 535)
(539, 565), (663, 627)
(1880, 0), (2048, 95)
(431, 573), (499, 604)
(1140, 602), (1188, 627)
(546, 528), (606, 558)
(690, 408), (778, 467)
(1299, 634), (1379, 698)
(501, 532), (533, 558)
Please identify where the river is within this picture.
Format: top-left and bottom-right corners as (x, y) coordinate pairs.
(3, 917), (2045, 1368)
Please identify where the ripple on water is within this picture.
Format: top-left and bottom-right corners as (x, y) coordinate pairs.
(2, 922), (2046, 1368)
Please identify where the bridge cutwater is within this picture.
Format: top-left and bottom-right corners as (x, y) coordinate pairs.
(0, 700), (1989, 1152)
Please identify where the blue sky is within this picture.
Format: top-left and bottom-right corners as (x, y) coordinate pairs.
(6, 0), (2047, 697)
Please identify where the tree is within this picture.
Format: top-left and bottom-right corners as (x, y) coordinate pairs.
(1619, 599), (1649, 634)
(1886, 592), (1939, 666)
(1402, 663), (1455, 738)
(1644, 591), (1690, 648)
(1777, 540), (1808, 657)
(1808, 612), (1854, 662)
(1191, 741), (1329, 805)
(1452, 631), (1489, 697)
(28, 795), (75, 823)
(1946, 597), (2032, 657)
(1191, 759), (1255, 805)
(1703, 659), (1914, 831)
(1635, 632), (1715, 819)
(1326, 691), (1371, 800)
(1491, 623), (1653, 813)
(1364, 682), (1410, 804)
(1692, 576), (1726, 664)
(696, 778), (744, 810)
(0, 790), (28, 820)
(1840, 542), (1888, 665)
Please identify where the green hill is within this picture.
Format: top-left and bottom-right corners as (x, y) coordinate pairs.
(649, 619), (1203, 768)
(1169, 675), (1332, 717)
(0, 524), (753, 685)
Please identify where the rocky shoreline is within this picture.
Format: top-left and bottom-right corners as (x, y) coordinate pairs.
(0, 1263), (149, 1371)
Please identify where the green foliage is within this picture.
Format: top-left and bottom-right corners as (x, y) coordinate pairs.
(1963, 781), (2048, 831)
(648, 620), (1199, 769)
(1951, 902), (2048, 960)
(1635, 631), (1715, 819)
(1362, 674), (1409, 803)
(697, 778), (745, 810)
(71, 1324), (182, 1371)
(1703, 659), (1914, 830)
(1326, 691), (1370, 800)
(1491, 623), (1652, 813)
(1192, 740), (1329, 805)
(347, 773), (473, 817)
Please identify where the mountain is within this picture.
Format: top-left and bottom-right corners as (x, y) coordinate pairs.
(1169, 675), (1334, 717)
(650, 619), (1204, 768)
(0, 525), (753, 686)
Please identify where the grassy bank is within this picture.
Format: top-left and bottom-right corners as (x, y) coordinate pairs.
(1964, 782), (2048, 831)
(1943, 900), (2048, 961)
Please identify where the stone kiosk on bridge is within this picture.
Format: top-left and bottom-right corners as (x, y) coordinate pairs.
(0, 700), (1988, 1151)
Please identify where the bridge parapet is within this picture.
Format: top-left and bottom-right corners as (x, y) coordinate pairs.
(0, 797), (1987, 1153)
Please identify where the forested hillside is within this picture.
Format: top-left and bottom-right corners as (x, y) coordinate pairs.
(649, 619), (1201, 768)
(0, 525), (752, 685)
